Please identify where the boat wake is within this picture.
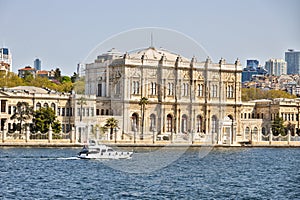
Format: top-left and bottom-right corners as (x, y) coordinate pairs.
(57, 157), (80, 160)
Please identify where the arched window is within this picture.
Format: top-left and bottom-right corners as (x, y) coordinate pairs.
(262, 127), (267, 136)
(36, 102), (41, 110)
(51, 103), (56, 113)
(245, 127), (250, 140)
(132, 113), (139, 131)
(211, 116), (218, 133)
(150, 114), (156, 131)
(181, 114), (188, 133)
(43, 103), (49, 108)
(196, 115), (202, 133)
(253, 127), (258, 140)
(166, 114), (172, 132)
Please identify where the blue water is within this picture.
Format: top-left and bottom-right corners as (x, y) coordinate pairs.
(0, 147), (299, 199)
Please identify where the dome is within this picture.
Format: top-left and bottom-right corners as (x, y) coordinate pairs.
(127, 47), (190, 62)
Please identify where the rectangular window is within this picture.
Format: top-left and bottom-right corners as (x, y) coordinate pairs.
(62, 108), (65, 116)
(132, 81), (140, 94)
(66, 108), (69, 116)
(182, 83), (189, 96)
(212, 85), (217, 97)
(77, 108), (80, 117)
(115, 82), (121, 95)
(96, 109), (99, 116)
(167, 83), (174, 96)
(150, 82), (157, 95)
(58, 107), (61, 116)
(198, 84), (203, 97)
(8, 106), (11, 114)
(91, 108), (94, 116)
(227, 85), (234, 98)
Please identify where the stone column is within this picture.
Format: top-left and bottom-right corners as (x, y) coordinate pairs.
(70, 126), (75, 143)
(26, 125), (30, 142)
(152, 129), (156, 144)
(96, 127), (99, 141)
(48, 125), (52, 143)
(269, 129), (272, 145)
(2, 122), (6, 143)
(288, 130), (291, 145)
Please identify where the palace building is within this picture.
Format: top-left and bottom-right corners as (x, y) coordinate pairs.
(85, 47), (243, 145)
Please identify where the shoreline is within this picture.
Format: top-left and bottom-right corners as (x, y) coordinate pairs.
(1, 143), (300, 148)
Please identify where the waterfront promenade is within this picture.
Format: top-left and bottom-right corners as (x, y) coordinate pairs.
(1, 139), (300, 148)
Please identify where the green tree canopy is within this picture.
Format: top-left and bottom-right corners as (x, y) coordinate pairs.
(104, 118), (119, 140)
(10, 102), (33, 135)
(33, 107), (61, 134)
(242, 88), (297, 101)
(0, 72), (24, 88)
(272, 115), (286, 136)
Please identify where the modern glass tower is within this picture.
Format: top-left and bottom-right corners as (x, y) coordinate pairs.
(285, 49), (300, 75)
(34, 58), (41, 71)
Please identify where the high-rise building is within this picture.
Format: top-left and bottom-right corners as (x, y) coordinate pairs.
(285, 49), (300, 75)
(77, 63), (85, 77)
(242, 59), (267, 82)
(0, 48), (12, 73)
(265, 59), (287, 76)
(34, 58), (41, 71)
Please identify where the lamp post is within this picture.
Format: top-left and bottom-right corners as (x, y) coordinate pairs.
(114, 127), (118, 143)
(134, 127), (137, 144)
(152, 128), (156, 144)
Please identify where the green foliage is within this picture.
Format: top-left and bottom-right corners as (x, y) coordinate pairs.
(0, 72), (24, 87)
(33, 107), (61, 134)
(242, 88), (297, 101)
(54, 68), (62, 82)
(61, 76), (71, 83)
(104, 118), (119, 139)
(272, 115), (286, 136)
(10, 102), (34, 135)
(73, 77), (85, 94)
(1, 70), (76, 93)
(71, 72), (79, 83)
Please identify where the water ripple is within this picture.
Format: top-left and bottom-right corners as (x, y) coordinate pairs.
(0, 148), (299, 199)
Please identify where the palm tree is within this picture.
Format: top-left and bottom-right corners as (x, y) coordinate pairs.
(104, 118), (119, 142)
(77, 96), (87, 121)
(10, 102), (33, 138)
(139, 97), (148, 140)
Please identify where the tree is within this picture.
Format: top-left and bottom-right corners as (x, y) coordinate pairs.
(73, 77), (85, 94)
(139, 97), (148, 140)
(54, 68), (62, 82)
(33, 107), (61, 134)
(71, 72), (79, 83)
(0, 72), (24, 87)
(104, 118), (119, 141)
(272, 115), (286, 136)
(242, 88), (297, 101)
(61, 76), (71, 83)
(77, 96), (87, 121)
(10, 102), (33, 137)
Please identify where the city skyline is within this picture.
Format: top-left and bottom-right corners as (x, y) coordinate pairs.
(0, 0), (299, 75)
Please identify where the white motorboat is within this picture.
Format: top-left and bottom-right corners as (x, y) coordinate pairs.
(77, 140), (133, 159)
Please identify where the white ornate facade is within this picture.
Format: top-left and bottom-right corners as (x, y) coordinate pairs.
(85, 47), (244, 145)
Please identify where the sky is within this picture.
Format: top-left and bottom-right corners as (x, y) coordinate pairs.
(0, 0), (299, 76)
